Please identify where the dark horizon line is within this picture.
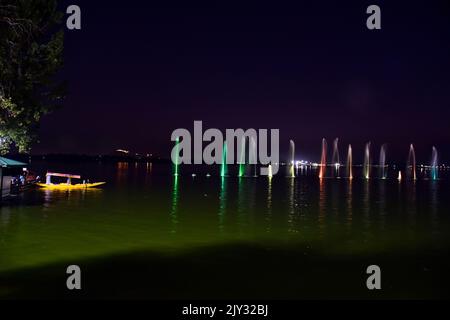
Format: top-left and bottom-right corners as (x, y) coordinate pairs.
(4, 153), (450, 167)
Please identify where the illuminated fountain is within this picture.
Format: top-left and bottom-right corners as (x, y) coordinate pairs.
(407, 144), (417, 181)
(379, 144), (387, 179)
(332, 138), (340, 177)
(250, 137), (258, 177)
(238, 137), (246, 177)
(239, 136), (257, 177)
(220, 141), (228, 177)
(363, 142), (371, 180)
(173, 137), (180, 176)
(346, 144), (353, 180)
(431, 146), (438, 180)
(319, 138), (327, 179)
(288, 140), (295, 178)
(268, 164), (273, 178)
(398, 171), (402, 181)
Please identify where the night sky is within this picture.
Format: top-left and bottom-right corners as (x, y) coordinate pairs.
(33, 0), (450, 164)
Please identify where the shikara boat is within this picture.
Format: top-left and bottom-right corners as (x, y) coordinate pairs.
(37, 172), (106, 190)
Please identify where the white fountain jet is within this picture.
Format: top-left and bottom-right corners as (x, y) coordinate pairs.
(364, 142), (371, 180)
(288, 140), (295, 178)
(379, 144), (387, 179)
(319, 138), (327, 179)
(347, 144), (353, 180)
(407, 144), (417, 181)
(431, 146), (438, 180)
(332, 138), (340, 177)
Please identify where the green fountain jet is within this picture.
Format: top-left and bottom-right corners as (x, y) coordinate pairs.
(221, 141), (228, 177)
(173, 137), (180, 176)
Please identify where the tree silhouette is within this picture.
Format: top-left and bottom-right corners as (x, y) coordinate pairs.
(0, 0), (66, 153)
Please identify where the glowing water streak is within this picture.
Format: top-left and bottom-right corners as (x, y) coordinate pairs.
(431, 146), (438, 180)
(289, 140), (295, 178)
(220, 141), (228, 177)
(332, 138), (340, 177)
(363, 142), (371, 180)
(238, 137), (246, 177)
(319, 138), (327, 179)
(268, 164), (273, 178)
(250, 137), (258, 177)
(398, 170), (402, 181)
(332, 138), (340, 164)
(347, 144), (353, 180)
(407, 144), (417, 180)
(173, 137), (180, 176)
(379, 144), (387, 179)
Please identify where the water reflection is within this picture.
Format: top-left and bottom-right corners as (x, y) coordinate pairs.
(42, 188), (102, 210)
(265, 177), (273, 232)
(406, 180), (417, 226)
(346, 179), (353, 230)
(0, 206), (11, 227)
(218, 177), (227, 233)
(237, 178), (246, 234)
(0, 206), (13, 246)
(116, 162), (129, 186)
(287, 178), (298, 233)
(170, 176), (179, 234)
(2, 161), (450, 276)
(318, 179), (326, 238)
(236, 178), (257, 233)
(297, 179), (309, 234)
(378, 181), (386, 231)
(362, 181), (370, 232)
(430, 180), (438, 237)
(247, 179), (257, 227)
(331, 180), (339, 216)
(145, 162), (153, 185)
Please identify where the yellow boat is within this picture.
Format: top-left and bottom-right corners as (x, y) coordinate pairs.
(37, 182), (106, 190)
(37, 172), (106, 190)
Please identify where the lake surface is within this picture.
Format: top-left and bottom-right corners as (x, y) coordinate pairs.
(1, 161), (450, 299)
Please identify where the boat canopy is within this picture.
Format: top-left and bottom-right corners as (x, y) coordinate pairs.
(46, 172), (81, 179)
(0, 157), (27, 168)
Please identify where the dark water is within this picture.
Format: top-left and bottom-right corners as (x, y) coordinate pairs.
(1, 161), (450, 299)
